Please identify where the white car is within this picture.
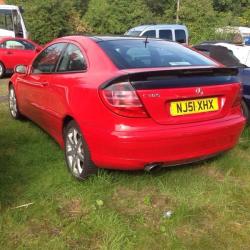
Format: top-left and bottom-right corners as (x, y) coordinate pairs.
(125, 24), (188, 44)
(216, 43), (250, 67)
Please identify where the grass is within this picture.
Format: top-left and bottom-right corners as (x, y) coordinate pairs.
(0, 100), (250, 249)
(0, 78), (8, 97)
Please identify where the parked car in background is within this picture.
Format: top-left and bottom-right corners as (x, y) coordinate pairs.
(125, 24), (188, 44)
(196, 41), (250, 67)
(216, 26), (250, 46)
(0, 37), (42, 78)
(193, 43), (250, 123)
(215, 42), (250, 67)
(0, 5), (28, 38)
(9, 36), (245, 180)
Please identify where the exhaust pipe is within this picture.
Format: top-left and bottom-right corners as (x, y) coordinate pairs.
(144, 163), (162, 172)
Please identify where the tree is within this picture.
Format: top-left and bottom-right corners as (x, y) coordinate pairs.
(145, 0), (172, 17)
(7, 0), (90, 44)
(84, 0), (153, 34)
(176, 0), (218, 43)
(72, 0), (90, 16)
(213, 0), (250, 13)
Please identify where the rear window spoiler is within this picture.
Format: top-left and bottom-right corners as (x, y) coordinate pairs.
(101, 67), (239, 90)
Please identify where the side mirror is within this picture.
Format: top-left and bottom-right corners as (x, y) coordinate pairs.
(35, 47), (42, 53)
(15, 65), (28, 75)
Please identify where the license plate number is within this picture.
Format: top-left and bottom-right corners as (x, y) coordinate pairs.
(170, 97), (219, 116)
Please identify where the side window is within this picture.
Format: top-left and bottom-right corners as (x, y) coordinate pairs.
(159, 30), (173, 40)
(4, 40), (25, 49)
(3, 40), (35, 50)
(141, 30), (156, 38)
(175, 30), (186, 43)
(57, 44), (87, 72)
(32, 43), (66, 74)
(19, 40), (35, 50)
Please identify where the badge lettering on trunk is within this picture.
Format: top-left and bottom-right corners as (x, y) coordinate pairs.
(143, 93), (161, 98)
(195, 88), (204, 96)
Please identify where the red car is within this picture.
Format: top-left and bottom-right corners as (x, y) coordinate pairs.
(9, 36), (245, 180)
(0, 37), (42, 78)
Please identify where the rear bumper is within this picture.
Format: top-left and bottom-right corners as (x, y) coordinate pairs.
(85, 116), (246, 170)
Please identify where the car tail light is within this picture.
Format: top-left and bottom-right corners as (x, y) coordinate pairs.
(100, 82), (149, 118)
(233, 85), (243, 107)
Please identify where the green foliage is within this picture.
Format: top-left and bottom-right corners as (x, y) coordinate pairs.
(7, 0), (89, 44)
(213, 0), (250, 12)
(178, 0), (218, 44)
(84, 0), (153, 34)
(25, 0), (74, 44)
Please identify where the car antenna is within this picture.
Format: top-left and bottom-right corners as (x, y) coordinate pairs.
(144, 35), (149, 48)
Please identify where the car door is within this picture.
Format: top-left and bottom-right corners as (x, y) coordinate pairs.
(45, 43), (88, 138)
(0, 39), (36, 70)
(16, 42), (67, 129)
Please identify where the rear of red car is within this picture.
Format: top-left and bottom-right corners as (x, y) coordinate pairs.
(87, 38), (245, 170)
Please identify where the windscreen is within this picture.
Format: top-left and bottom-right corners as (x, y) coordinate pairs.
(125, 30), (141, 36)
(0, 9), (13, 31)
(99, 39), (217, 69)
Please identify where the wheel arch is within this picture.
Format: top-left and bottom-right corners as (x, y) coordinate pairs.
(241, 98), (250, 124)
(62, 115), (74, 136)
(8, 80), (13, 89)
(0, 60), (5, 77)
(0, 60), (5, 65)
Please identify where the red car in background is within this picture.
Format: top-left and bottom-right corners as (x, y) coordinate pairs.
(0, 37), (42, 78)
(9, 36), (245, 180)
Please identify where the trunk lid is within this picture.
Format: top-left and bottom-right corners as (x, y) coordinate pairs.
(124, 67), (240, 125)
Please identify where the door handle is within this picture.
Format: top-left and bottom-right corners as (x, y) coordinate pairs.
(41, 82), (49, 87)
(6, 51), (13, 55)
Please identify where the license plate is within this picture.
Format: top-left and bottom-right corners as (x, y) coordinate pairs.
(170, 97), (219, 116)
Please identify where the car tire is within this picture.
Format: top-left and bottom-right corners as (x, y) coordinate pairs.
(0, 62), (5, 78)
(9, 85), (23, 120)
(64, 120), (98, 180)
(241, 100), (249, 125)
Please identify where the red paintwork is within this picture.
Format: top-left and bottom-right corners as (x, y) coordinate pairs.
(10, 36), (246, 170)
(0, 37), (41, 73)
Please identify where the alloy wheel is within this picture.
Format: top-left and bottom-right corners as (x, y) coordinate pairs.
(65, 127), (85, 177)
(9, 87), (18, 118)
(0, 63), (4, 78)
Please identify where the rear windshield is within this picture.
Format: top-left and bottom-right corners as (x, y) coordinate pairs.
(98, 39), (216, 69)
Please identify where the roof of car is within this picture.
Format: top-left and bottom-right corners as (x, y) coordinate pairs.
(198, 40), (232, 45)
(0, 5), (20, 10)
(91, 35), (163, 41)
(127, 24), (187, 32)
(61, 35), (170, 43)
(0, 36), (30, 42)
